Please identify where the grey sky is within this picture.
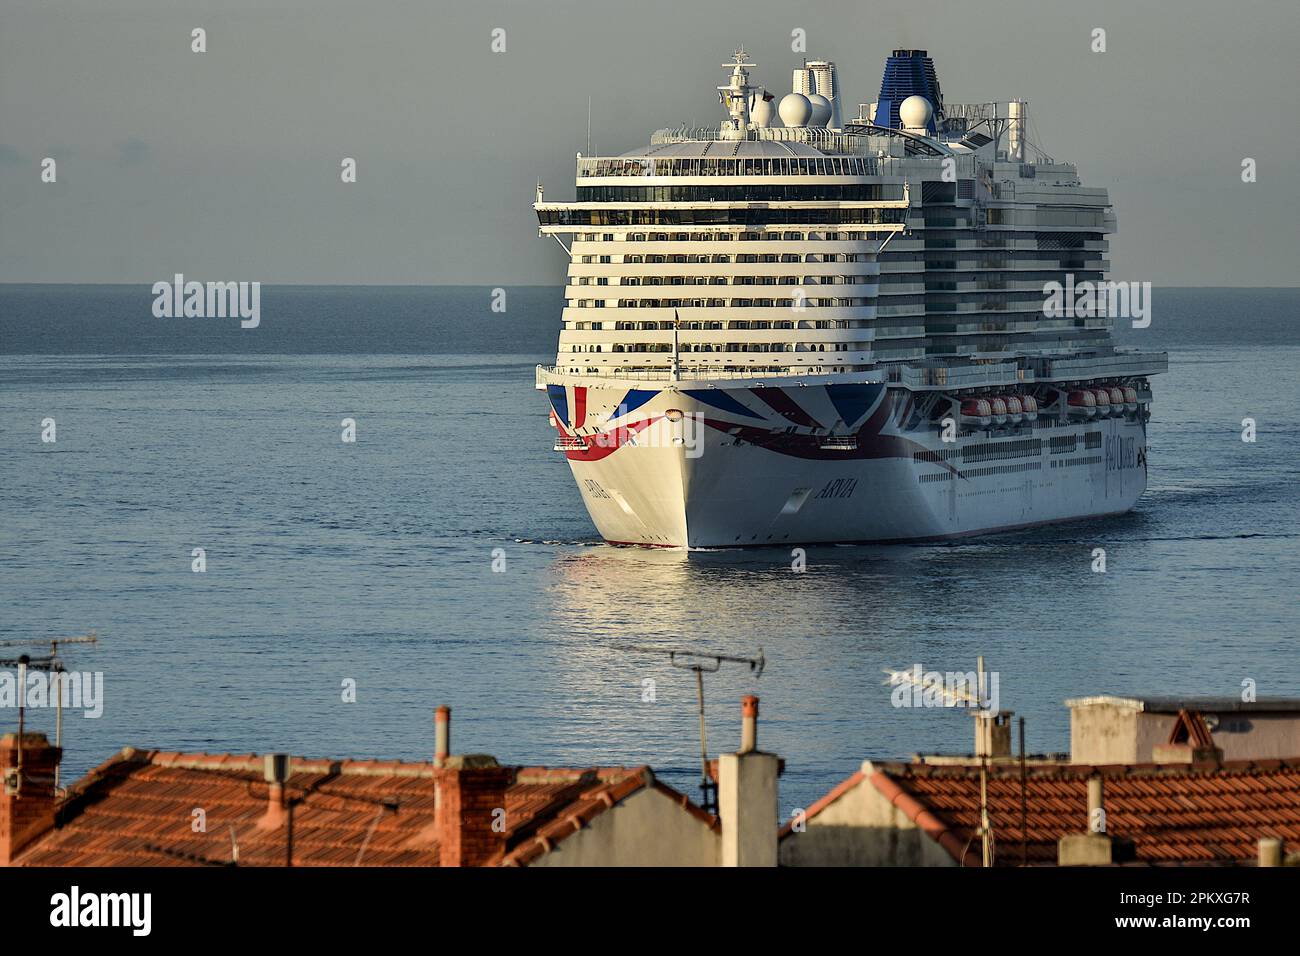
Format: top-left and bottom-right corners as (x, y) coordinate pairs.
(1, 0), (1296, 285)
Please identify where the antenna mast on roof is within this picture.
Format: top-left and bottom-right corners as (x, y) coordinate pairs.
(610, 643), (765, 815)
(977, 655), (994, 867)
(884, 653), (1000, 866)
(0, 632), (98, 793)
(1018, 714), (1028, 867)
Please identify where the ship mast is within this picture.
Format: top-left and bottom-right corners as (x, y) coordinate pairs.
(717, 48), (757, 139)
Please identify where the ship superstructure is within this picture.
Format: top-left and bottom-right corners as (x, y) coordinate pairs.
(534, 49), (1166, 547)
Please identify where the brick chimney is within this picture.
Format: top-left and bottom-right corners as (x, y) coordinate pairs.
(431, 708), (513, 866)
(0, 732), (62, 865)
(719, 696), (779, 867)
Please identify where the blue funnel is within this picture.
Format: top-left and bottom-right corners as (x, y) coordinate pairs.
(875, 49), (943, 134)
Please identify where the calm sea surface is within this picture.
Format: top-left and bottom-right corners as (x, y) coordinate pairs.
(2, 285), (1298, 813)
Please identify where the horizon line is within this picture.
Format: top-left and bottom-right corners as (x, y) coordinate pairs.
(3, 282), (1299, 290)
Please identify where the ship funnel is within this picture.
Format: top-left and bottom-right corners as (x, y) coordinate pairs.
(875, 49), (943, 134)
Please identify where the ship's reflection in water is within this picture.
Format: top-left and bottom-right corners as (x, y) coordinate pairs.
(530, 513), (1164, 812)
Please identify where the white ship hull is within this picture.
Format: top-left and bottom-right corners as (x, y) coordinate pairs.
(545, 377), (1148, 548)
(533, 48), (1166, 546)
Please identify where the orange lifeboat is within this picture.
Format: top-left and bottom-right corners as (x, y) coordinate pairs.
(1108, 387), (1125, 416)
(960, 397), (992, 428)
(1092, 388), (1111, 414)
(1068, 390), (1097, 417)
(989, 396), (1008, 425)
(1123, 386), (1139, 413)
(1021, 395), (1039, 421)
(1004, 395), (1024, 424)
(961, 395), (987, 426)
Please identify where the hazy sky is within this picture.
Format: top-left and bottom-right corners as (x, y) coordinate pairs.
(2, 0), (1296, 285)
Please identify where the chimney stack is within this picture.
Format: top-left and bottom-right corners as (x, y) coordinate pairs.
(0, 732), (62, 864)
(1258, 838), (1282, 868)
(719, 696), (779, 867)
(1087, 774), (1105, 831)
(740, 695), (758, 753)
(974, 710), (1014, 759)
(1058, 772), (1133, 865)
(434, 756), (513, 867)
(431, 709), (512, 866)
(434, 706), (451, 768)
(259, 753), (290, 829)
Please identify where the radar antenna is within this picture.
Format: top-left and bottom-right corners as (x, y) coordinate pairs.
(717, 47), (758, 138)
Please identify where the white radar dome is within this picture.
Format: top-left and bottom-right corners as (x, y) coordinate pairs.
(899, 95), (933, 130)
(750, 95), (775, 128)
(778, 92), (813, 128)
(807, 93), (832, 127)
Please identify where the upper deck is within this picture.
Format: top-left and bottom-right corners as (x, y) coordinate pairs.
(534, 49), (1160, 383)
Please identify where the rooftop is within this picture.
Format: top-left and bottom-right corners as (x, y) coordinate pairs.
(13, 747), (715, 867)
(790, 758), (1300, 866)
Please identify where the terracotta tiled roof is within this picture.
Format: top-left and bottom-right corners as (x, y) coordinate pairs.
(857, 759), (1300, 866)
(14, 748), (711, 867)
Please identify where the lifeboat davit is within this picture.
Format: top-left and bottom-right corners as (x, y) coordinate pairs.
(1092, 388), (1112, 415)
(960, 397), (992, 428)
(989, 396), (1008, 426)
(1067, 390), (1097, 417)
(1003, 395), (1024, 424)
(1021, 395), (1039, 421)
(1123, 386), (1138, 413)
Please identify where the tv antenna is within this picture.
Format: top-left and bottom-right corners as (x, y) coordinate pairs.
(610, 643), (764, 815)
(975, 655), (995, 868)
(0, 632), (98, 792)
(882, 665), (982, 708)
(883, 654), (1001, 866)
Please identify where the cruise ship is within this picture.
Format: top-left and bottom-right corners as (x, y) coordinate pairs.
(534, 48), (1167, 547)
